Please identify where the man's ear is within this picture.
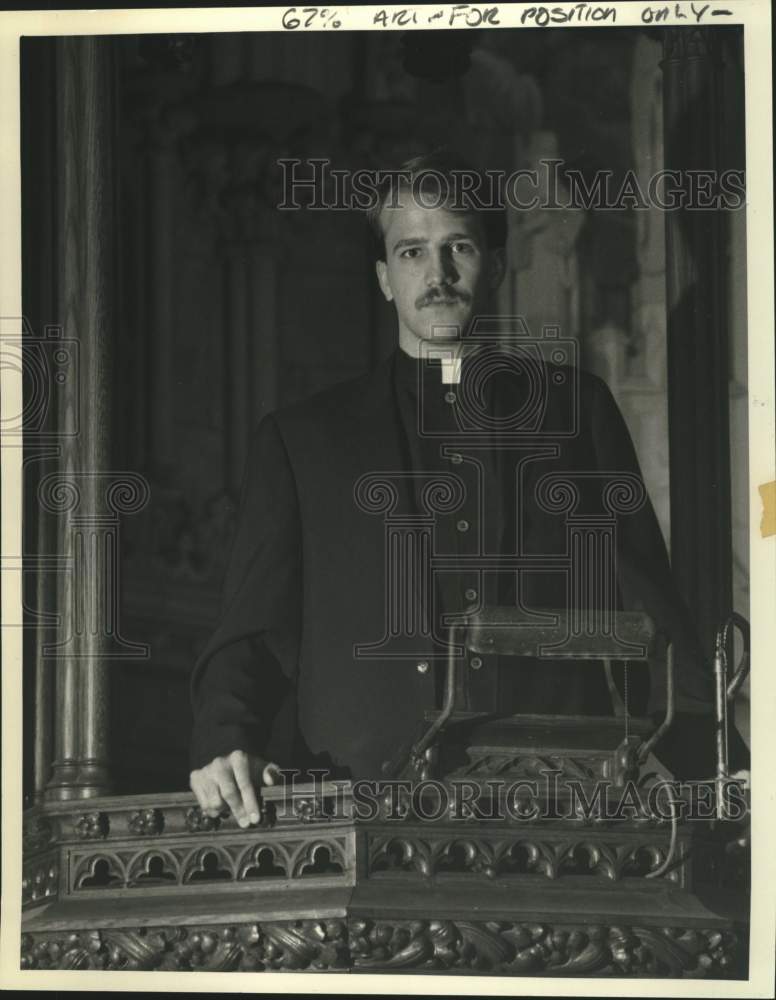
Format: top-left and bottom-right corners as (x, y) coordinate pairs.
(488, 248), (507, 290)
(375, 259), (393, 302)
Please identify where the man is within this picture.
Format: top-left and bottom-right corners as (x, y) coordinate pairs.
(189, 151), (745, 827)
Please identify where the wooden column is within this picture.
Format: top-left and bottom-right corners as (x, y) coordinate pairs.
(20, 38), (60, 803)
(661, 28), (732, 659)
(45, 38), (119, 800)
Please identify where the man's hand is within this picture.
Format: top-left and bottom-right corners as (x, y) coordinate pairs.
(189, 750), (281, 827)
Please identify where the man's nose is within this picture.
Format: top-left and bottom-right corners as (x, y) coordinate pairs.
(425, 249), (457, 287)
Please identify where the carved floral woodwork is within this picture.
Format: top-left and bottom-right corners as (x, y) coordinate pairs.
(349, 919), (742, 977)
(73, 812), (109, 840)
(21, 857), (59, 908)
(128, 808), (164, 837)
(449, 750), (614, 781)
(21, 921), (351, 972)
(20, 920), (743, 976)
(184, 805), (221, 834)
(20, 785), (746, 977)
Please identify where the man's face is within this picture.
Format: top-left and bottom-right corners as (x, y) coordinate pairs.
(375, 199), (506, 356)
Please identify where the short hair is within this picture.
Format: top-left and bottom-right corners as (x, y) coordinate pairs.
(366, 148), (508, 262)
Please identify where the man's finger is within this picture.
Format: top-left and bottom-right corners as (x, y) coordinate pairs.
(190, 771), (226, 818)
(263, 762), (282, 786)
(232, 753), (262, 824)
(217, 774), (248, 826)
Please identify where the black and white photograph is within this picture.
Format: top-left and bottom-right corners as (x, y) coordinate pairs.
(1, 1), (774, 993)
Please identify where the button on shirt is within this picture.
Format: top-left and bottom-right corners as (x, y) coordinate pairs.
(391, 347), (619, 718)
(392, 349), (508, 711)
(392, 346), (519, 596)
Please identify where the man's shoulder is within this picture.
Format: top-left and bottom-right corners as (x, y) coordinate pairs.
(547, 363), (610, 395)
(256, 355), (395, 457)
(525, 362), (615, 430)
(576, 365), (614, 396)
(547, 363), (619, 410)
(276, 357), (392, 427)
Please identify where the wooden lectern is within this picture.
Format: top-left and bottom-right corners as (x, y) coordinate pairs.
(21, 610), (750, 977)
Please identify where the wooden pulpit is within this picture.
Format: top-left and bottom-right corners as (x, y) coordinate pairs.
(21, 610), (750, 977)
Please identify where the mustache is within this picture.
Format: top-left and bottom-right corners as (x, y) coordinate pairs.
(416, 288), (472, 309)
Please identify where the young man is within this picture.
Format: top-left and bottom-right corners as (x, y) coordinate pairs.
(189, 151), (742, 827)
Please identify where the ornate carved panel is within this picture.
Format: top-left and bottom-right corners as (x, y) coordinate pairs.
(67, 833), (352, 893)
(20, 789), (749, 977)
(22, 852), (59, 909)
(21, 921), (350, 972)
(349, 919), (744, 977)
(367, 831), (682, 884)
(451, 751), (613, 781)
(20, 920), (745, 977)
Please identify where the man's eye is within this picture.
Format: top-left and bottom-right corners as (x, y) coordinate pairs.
(451, 242), (474, 254)
(400, 247), (422, 259)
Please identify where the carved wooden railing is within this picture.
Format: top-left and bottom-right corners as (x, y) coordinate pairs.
(21, 780), (748, 976)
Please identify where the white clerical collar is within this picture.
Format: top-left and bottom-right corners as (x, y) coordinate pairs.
(440, 356), (462, 384)
(417, 344), (465, 384)
(398, 345), (465, 387)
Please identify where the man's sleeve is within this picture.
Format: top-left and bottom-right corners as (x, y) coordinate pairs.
(189, 413), (302, 771)
(588, 374), (749, 777)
